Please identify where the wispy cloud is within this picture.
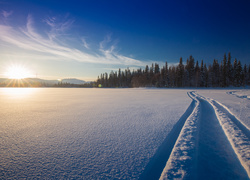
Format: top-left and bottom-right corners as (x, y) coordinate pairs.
(81, 37), (90, 49)
(0, 14), (148, 67)
(43, 15), (74, 40)
(2, 10), (12, 18)
(99, 33), (112, 49)
(1, 10), (13, 24)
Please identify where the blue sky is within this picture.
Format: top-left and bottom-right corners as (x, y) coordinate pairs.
(0, 0), (249, 81)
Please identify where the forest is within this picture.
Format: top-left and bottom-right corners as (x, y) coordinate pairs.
(96, 53), (250, 88)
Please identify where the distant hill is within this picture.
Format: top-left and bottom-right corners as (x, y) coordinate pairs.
(61, 78), (86, 84)
(0, 78), (86, 87)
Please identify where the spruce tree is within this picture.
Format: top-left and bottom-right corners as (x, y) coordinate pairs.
(200, 60), (205, 87)
(248, 65), (250, 86)
(204, 63), (208, 87)
(227, 52), (232, 86)
(233, 59), (238, 86)
(222, 53), (227, 87)
(243, 64), (247, 86)
(236, 60), (243, 86)
(195, 61), (200, 87)
(177, 57), (184, 87)
(165, 62), (169, 87)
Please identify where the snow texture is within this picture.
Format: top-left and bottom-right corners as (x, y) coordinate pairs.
(159, 92), (200, 179)
(1, 88), (249, 179)
(197, 89), (250, 129)
(0, 88), (191, 179)
(160, 91), (249, 180)
(196, 93), (250, 178)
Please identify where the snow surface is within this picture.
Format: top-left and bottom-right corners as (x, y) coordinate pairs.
(197, 89), (250, 129)
(159, 92), (200, 179)
(0, 88), (191, 179)
(1, 88), (249, 179)
(204, 95), (250, 177)
(160, 90), (249, 180)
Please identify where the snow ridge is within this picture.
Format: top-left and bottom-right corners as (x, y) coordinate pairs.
(197, 93), (250, 177)
(159, 92), (200, 179)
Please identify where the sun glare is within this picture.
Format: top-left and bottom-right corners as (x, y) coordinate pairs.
(2, 88), (36, 98)
(5, 65), (31, 79)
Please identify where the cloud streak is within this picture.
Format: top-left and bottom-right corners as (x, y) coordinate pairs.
(2, 10), (12, 18)
(81, 37), (90, 49)
(0, 14), (147, 67)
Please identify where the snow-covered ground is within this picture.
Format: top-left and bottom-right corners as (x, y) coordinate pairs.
(0, 88), (191, 179)
(0, 88), (249, 179)
(197, 89), (250, 129)
(160, 90), (250, 180)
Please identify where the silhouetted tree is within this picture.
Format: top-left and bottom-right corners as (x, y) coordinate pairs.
(96, 53), (248, 88)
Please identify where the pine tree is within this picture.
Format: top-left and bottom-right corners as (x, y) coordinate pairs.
(160, 66), (166, 87)
(177, 57), (184, 87)
(118, 68), (122, 87)
(104, 72), (108, 87)
(235, 60), (243, 86)
(227, 52), (232, 86)
(165, 62), (169, 87)
(200, 60), (205, 87)
(185, 56), (195, 86)
(233, 59), (238, 86)
(204, 63), (208, 87)
(212, 59), (220, 87)
(207, 64), (213, 87)
(243, 64), (247, 86)
(222, 53), (227, 87)
(195, 61), (200, 87)
(154, 63), (160, 74)
(154, 63), (160, 86)
(248, 65), (250, 86)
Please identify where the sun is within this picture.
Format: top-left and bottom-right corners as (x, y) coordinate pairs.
(5, 65), (32, 79)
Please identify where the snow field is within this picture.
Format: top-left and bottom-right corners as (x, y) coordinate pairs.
(0, 88), (191, 179)
(1, 88), (249, 179)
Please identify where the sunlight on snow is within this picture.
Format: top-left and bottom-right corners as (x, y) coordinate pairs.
(1, 88), (37, 98)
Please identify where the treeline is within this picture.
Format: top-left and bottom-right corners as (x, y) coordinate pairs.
(97, 53), (250, 88)
(54, 82), (95, 87)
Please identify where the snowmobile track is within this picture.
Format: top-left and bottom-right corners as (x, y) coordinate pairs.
(139, 95), (196, 180)
(159, 91), (249, 180)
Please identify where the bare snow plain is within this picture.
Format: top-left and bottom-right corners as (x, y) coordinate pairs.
(0, 88), (249, 179)
(0, 88), (191, 179)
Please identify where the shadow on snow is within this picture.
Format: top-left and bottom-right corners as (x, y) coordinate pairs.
(139, 94), (196, 180)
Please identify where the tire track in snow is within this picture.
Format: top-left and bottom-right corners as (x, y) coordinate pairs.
(139, 95), (196, 180)
(159, 91), (249, 180)
(159, 92), (200, 179)
(198, 93), (250, 178)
